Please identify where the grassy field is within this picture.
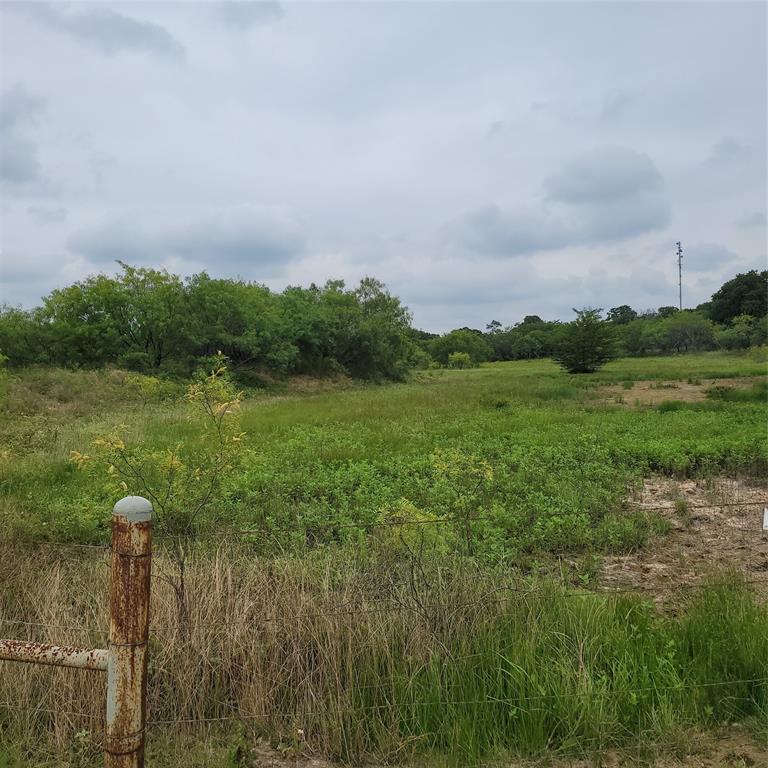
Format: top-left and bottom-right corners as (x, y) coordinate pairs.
(1, 350), (767, 766)
(1, 351), (766, 554)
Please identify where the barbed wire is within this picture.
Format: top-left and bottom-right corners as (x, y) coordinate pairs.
(0, 700), (102, 720)
(0, 617), (103, 633)
(2, 575), (766, 638)
(146, 676), (768, 725)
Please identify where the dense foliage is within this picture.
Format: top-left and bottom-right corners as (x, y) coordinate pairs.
(0, 264), (417, 381)
(418, 270), (767, 366)
(1, 267), (765, 377)
(552, 308), (618, 373)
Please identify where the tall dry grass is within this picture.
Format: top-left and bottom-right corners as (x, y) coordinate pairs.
(1, 543), (767, 766)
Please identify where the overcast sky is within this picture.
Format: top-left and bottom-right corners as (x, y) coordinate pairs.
(0, 1), (765, 331)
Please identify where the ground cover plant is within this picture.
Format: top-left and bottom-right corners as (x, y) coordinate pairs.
(1, 351), (765, 554)
(0, 349), (766, 766)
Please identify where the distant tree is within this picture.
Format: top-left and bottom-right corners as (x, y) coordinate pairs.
(553, 308), (617, 374)
(658, 311), (715, 353)
(617, 318), (654, 356)
(511, 332), (544, 360)
(707, 270), (768, 324)
(714, 314), (756, 351)
(0, 306), (49, 366)
(607, 305), (637, 325)
(657, 306), (679, 319)
(430, 329), (492, 366)
(486, 320), (503, 333)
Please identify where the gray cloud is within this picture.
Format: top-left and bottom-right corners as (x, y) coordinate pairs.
(683, 243), (740, 273)
(0, 85), (44, 132)
(735, 211), (766, 229)
(545, 147), (664, 205)
(703, 138), (752, 168)
(68, 205), (305, 274)
(0, 136), (42, 185)
(601, 90), (633, 122)
(454, 205), (570, 257)
(0, 86), (45, 188)
(27, 206), (69, 224)
(10, 2), (185, 59)
(0, 2), (765, 325)
(214, 2), (284, 28)
(455, 147), (670, 257)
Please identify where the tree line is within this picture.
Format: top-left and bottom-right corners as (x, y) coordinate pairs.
(0, 265), (765, 380)
(416, 270), (768, 371)
(0, 263), (420, 381)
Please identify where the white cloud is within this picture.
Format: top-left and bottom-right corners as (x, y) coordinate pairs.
(0, 1), (765, 327)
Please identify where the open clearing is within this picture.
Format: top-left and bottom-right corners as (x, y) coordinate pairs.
(600, 377), (763, 407)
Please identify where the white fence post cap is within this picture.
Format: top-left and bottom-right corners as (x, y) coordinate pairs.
(113, 496), (153, 522)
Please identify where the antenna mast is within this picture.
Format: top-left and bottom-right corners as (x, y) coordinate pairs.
(676, 241), (683, 310)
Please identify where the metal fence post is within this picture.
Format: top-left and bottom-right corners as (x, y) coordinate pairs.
(105, 496), (152, 768)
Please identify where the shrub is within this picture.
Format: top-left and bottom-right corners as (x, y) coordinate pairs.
(553, 308), (617, 374)
(447, 351), (474, 369)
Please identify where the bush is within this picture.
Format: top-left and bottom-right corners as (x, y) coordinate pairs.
(553, 308), (617, 374)
(447, 351), (474, 369)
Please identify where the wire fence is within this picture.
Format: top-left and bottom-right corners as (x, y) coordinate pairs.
(2, 494), (768, 762)
(4, 672), (768, 729)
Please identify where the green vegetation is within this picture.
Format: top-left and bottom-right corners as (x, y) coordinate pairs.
(552, 308), (617, 373)
(447, 270), (768, 365)
(2, 267), (765, 381)
(1, 351), (765, 556)
(1, 552), (767, 767)
(0, 264), (418, 381)
(1, 348), (766, 766)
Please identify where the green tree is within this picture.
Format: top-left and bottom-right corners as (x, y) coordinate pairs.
(430, 330), (492, 366)
(0, 306), (49, 366)
(707, 270), (768, 323)
(714, 314), (756, 351)
(617, 318), (655, 356)
(553, 308), (617, 374)
(607, 305), (638, 324)
(447, 351), (474, 369)
(42, 263), (188, 370)
(658, 311), (715, 353)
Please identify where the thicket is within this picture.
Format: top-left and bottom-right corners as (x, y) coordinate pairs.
(0, 264), (418, 382)
(1, 266), (765, 378)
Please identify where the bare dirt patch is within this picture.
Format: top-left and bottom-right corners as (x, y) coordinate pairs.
(600, 377), (760, 408)
(599, 477), (768, 602)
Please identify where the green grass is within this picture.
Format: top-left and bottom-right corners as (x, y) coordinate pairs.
(1, 351), (767, 766)
(0, 351), (765, 555)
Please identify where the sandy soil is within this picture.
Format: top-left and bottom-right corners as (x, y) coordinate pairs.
(598, 477), (768, 603)
(600, 377), (760, 408)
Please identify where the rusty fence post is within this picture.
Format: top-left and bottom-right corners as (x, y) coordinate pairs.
(106, 496), (153, 768)
(0, 495), (153, 767)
